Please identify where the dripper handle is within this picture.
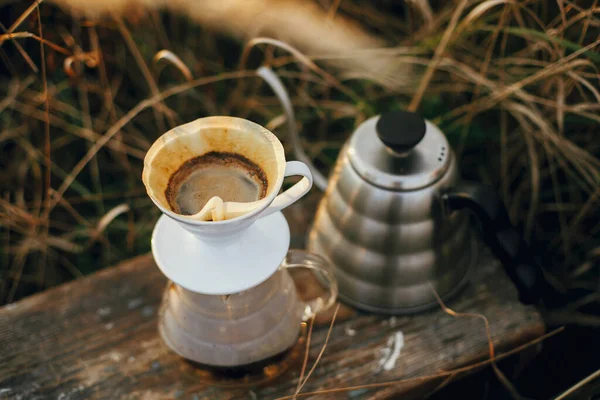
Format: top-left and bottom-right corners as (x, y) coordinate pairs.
(442, 182), (559, 306)
(262, 161), (313, 218)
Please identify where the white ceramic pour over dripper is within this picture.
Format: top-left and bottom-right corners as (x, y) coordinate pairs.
(143, 116), (313, 294)
(143, 116), (312, 242)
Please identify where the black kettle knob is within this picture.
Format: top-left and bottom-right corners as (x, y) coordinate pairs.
(376, 110), (426, 153)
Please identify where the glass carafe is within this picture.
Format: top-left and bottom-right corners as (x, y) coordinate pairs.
(158, 250), (337, 385)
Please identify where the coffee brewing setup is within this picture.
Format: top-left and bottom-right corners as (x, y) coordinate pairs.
(143, 116), (337, 384)
(143, 67), (552, 384)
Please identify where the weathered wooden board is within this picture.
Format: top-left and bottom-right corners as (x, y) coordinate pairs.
(0, 193), (544, 399)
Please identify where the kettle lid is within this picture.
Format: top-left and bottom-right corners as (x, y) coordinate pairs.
(347, 110), (451, 190)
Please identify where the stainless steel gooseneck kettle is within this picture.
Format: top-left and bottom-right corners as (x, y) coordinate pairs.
(258, 67), (550, 314)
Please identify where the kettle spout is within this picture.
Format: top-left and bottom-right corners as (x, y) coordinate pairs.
(257, 66), (329, 192)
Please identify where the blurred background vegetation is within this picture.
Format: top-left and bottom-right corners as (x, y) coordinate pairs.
(0, 0), (598, 398)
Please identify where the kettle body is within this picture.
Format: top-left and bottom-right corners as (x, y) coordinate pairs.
(307, 116), (476, 313)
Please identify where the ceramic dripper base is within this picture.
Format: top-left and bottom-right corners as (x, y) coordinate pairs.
(151, 211), (291, 295)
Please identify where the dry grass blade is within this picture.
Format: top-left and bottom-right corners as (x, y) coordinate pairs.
(459, 0), (515, 28)
(423, 372), (458, 398)
(6, 245), (30, 304)
(559, 291), (600, 311)
(568, 186), (600, 233)
(0, 76), (34, 114)
(32, 235), (82, 253)
(457, 3), (509, 156)
(73, 25), (104, 216)
(48, 0), (399, 85)
(407, 0), (434, 28)
(240, 37), (358, 101)
(408, 0), (468, 112)
(91, 203), (129, 240)
(37, 3), (51, 288)
(63, 51), (100, 78)
(326, 0), (342, 20)
(114, 16), (175, 133)
(566, 71), (600, 102)
(49, 189), (91, 228)
(152, 50), (193, 81)
(4, 0), (43, 36)
(10, 99), (146, 159)
(294, 317), (315, 396)
(482, 38), (600, 109)
(293, 303), (341, 398)
(48, 70), (256, 212)
(429, 284), (529, 400)
(515, 114), (539, 243)
(0, 22), (38, 72)
(0, 31), (71, 55)
(554, 369), (600, 400)
(275, 328), (564, 399)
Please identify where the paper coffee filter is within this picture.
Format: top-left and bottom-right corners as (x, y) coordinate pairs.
(142, 117), (285, 220)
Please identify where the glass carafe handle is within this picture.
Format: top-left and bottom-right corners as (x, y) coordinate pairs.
(281, 250), (338, 321)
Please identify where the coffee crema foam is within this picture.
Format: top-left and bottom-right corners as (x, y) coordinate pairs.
(165, 151), (268, 216)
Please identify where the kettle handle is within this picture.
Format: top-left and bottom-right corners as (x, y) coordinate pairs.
(442, 182), (556, 306)
(257, 66), (329, 192)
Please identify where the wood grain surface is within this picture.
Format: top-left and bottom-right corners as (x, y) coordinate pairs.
(0, 193), (545, 399)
